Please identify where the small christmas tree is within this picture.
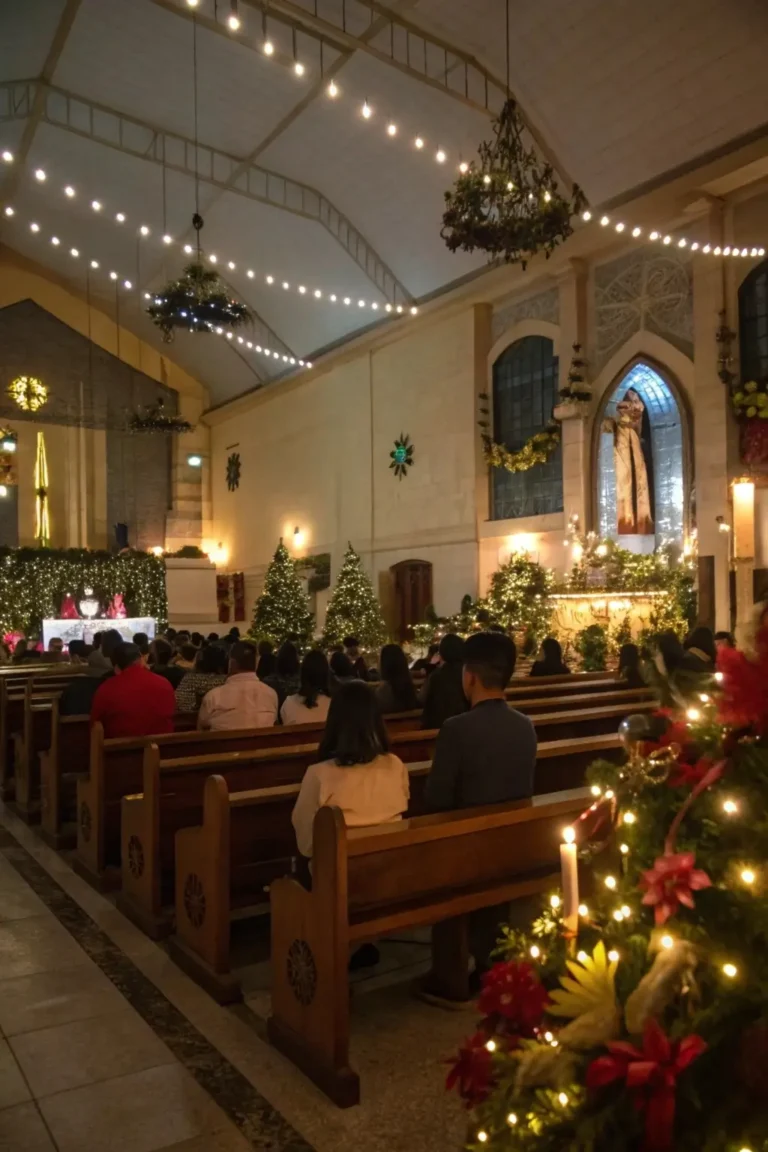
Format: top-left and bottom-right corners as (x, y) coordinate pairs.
(485, 555), (553, 645)
(446, 626), (768, 1152)
(322, 543), (388, 650)
(249, 539), (314, 646)
(559, 342), (592, 404)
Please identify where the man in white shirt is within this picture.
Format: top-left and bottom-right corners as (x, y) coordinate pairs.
(197, 641), (278, 730)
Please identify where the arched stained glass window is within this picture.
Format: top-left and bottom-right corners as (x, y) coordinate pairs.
(491, 336), (562, 520)
(739, 261), (768, 383)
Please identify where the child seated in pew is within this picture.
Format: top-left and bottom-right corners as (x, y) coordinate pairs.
(291, 681), (409, 859)
(281, 650), (332, 725)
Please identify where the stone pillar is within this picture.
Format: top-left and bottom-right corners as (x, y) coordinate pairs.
(732, 477), (756, 644)
(692, 213), (732, 632)
(556, 260), (590, 530)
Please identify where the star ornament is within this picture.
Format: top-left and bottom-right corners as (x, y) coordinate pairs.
(389, 433), (414, 479)
(640, 852), (711, 925)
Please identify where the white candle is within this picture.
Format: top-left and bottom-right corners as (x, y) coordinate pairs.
(560, 827), (579, 939)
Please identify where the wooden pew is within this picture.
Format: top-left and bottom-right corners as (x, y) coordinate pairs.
(159, 733), (621, 989)
(0, 669), (82, 802)
(39, 703), (91, 848)
(264, 789), (590, 1105)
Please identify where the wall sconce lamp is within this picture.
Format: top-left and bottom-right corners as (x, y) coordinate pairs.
(293, 526), (305, 549)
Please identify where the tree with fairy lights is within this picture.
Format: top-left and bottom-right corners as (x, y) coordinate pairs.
(249, 539), (314, 647)
(321, 543), (388, 650)
(446, 622), (768, 1151)
(484, 554), (553, 647)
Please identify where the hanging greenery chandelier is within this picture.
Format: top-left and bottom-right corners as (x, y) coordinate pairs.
(128, 397), (193, 435)
(441, 98), (587, 269)
(146, 214), (252, 343)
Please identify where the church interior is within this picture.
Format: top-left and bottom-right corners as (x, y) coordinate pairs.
(1, 1), (768, 1150)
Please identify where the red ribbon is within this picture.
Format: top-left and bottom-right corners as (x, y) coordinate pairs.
(664, 759), (725, 855)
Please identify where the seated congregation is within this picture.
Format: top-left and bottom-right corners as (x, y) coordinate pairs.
(1, 613), (729, 1106)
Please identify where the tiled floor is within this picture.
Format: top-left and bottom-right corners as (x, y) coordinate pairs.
(0, 808), (470, 1152)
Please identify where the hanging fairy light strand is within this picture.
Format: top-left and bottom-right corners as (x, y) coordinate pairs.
(0, 153), (419, 317)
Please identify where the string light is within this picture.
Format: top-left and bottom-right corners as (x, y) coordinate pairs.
(578, 904), (588, 917)
(590, 784), (602, 796)
(577, 951), (589, 963)
(529, 945), (540, 958)
(361, 101), (372, 119)
(740, 869), (756, 885)
(64, 185), (75, 197)
(723, 799), (739, 815)
(550, 894), (561, 909)
(604, 875), (617, 890)
(622, 811), (636, 825)
(477, 1133), (488, 1144)
(507, 1114), (518, 1126)
(607, 949), (620, 962)
(557, 1093), (569, 1107)
(660, 935), (674, 949)
(722, 963), (738, 978)
(1, 150), (13, 163)
(686, 707), (701, 722)
(91, 199), (102, 211)
(34, 168), (46, 181)
(436, 149), (447, 163)
(619, 843), (629, 854)
(485, 1039), (497, 1052)
(414, 136), (424, 149)
(294, 61), (305, 76)
(327, 80), (338, 97)
(263, 39), (274, 55)
(227, 1), (241, 32)
(581, 209), (765, 260)
(387, 123), (397, 137)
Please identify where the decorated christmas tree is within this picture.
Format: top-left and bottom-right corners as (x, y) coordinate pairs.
(249, 539), (314, 646)
(485, 555), (553, 646)
(321, 543), (388, 650)
(447, 622), (768, 1151)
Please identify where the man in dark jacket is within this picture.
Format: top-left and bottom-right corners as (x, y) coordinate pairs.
(420, 633), (469, 730)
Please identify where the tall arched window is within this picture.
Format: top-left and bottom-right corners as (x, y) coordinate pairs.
(596, 361), (685, 548)
(739, 260), (768, 383)
(491, 335), (562, 520)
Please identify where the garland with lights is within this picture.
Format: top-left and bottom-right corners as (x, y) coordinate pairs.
(441, 99), (587, 268)
(248, 539), (314, 647)
(478, 393), (561, 474)
(321, 543), (388, 650)
(0, 547), (167, 636)
(447, 634), (768, 1151)
(146, 255), (252, 344)
(128, 398), (193, 436)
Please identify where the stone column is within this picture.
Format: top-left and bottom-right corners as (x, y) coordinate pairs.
(732, 478), (756, 644)
(555, 260), (590, 531)
(692, 210), (732, 632)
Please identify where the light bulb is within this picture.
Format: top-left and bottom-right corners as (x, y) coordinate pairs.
(64, 185), (75, 197)
(414, 136), (424, 149)
(123, 279), (132, 289)
(578, 904), (588, 917)
(358, 299), (365, 307)
(529, 944), (540, 958)
(604, 789), (615, 800)
(294, 61), (305, 76)
(387, 123), (397, 136)
(70, 247), (79, 257)
(327, 80), (338, 97)
(51, 236), (60, 246)
(543, 1031), (553, 1043)
(661, 935), (674, 949)
(140, 225), (150, 236)
(590, 785), (602, 797)
(263, 39), (274, 55)
(209, 254), (217, 263)
(184, 244), (193, 254)
(186, 0), (199, 6)
(228, 261), (236, 270)
(298, 285), (306, 294)
(477, 1134), (488, 1145)
(330, 294), (337, 302)
(649, 230), (659, 241)
(600, 215), (609, 226)
(3, 206), (13, 217)
(410, 305), (418, 315)
(109, 270), (117, 280)
(686, 707), (701, 722)
(722, 963), (737, 978)
(91, 199), (102, 212)
(632, 226), (642, 237)
(543, 189), (552, 202)
(483, 174), (492, 185)
(283, 281), (290, 290)
(116, 212), (125, 223)
(623, 811), (636, 825)
(620, 843), (629, 855)
(613, 909), (624, 922)
(507, 1114), (518, 1126)
(436, 149), (446, 163)
(163, 234), (172, 244)
(723, 799), (738, 815)
(361, 101), (372, 119)
(265, 274), (273, 283)
(558, 1093), (569, 1106)
(604, 875), (617, 890)
(30, 222), (39, 232)
(577, 950), (588, 963)
(34, 168), (46, 181)
(90, 260), (99, 268)
(246, 269), (254, 278)
(459, 161), (468, 173)
(1, 151), (13, 163)
(314, 289), (321, 298)
(343, 297), (350, 305)
(663, 235), (672, 245)
(485, 1039), (496, 1052)
(620, 905), (631, 918)
(615, 221), (625, 232)
(741, 869), (755, 885)
(550, 894), (561, 909)
(228, 14), (241, 31)
(582, 210), (592, 221)
(607, 949), (620, 962)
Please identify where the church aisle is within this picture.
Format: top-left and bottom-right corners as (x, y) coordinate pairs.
(0, 806), (468, 1152)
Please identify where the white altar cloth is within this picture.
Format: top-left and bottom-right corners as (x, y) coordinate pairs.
(42, 618), (156, 648)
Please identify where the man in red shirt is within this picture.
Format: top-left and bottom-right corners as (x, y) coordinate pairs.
(91, 642), (175, 738)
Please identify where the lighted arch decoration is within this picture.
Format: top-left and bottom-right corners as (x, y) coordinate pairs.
(595, 361), (686, 549)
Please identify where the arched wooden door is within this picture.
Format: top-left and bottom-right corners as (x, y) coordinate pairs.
(391, 560), (433, 640)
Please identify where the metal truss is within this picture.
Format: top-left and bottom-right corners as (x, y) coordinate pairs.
(0, 78), (411, 304)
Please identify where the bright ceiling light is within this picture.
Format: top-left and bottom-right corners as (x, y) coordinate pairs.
(140, 225), (150, 236)
(30, 222), (39, 232)
(387, 123), (397, 136)
(263, 39), (274, 55)
(51, 236), (60, 245)
(70, 247), (79, 257)
(109, 270), (117, 280)
(3, 206), (13, 217)
(327, 80), (338, 97)
(91, 199), (102, 211)
(459, 161), (468, 174)
(294, 61), (305, 76)
(115, 212), (125, 223)
(186, 0), (199, 6)
(162, 234), (172, 244)
(436, 149), (446, 163)
(90, 260), (99, 268)
(246, 269), (254, 278)
(64, 185), (75, 197)
(361, 101), (372, 119)
(414, 136), (424, 149)
(184, 244), (193, 254)
(227, 2), (241, 31)
(34, 168), (46, 181)
(266, 274), (274, 284)
(123, 279), (132, 289)
(1, 151), (13, 163)
(228, 260), (236, 270)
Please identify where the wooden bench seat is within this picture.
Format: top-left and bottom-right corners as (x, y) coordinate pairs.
(0, 668), (82, 801)
(160, 733), (621, 994)
(39, 703), (91, 848)
(266, 788), (590, 1105)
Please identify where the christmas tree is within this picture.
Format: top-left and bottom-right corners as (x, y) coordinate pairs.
(321, 543), (388, 650)
(485, 555), (553, 646)
(249, 539), (314, 646)
(447, 624), (768, 1151)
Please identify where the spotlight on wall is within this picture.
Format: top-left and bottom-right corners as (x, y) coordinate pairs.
(293, 525), (305, 549)
(187, 453), (203, 468)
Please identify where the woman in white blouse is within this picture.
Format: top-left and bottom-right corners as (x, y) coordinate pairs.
(291, 680), (409, 860)
(280, 650), (332, 726)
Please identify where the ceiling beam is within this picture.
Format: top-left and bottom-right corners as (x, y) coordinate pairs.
(0, 78), (411, 305)
(0, 0), (82, 202)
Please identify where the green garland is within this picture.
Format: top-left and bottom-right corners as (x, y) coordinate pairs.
(481, 424), (561, 473)
(0, 547), (167, 636)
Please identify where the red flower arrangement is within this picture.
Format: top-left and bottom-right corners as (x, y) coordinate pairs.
(717, 627), (768, 736)
(587, 1018), (706, 1152)
(445, 1031), (495, 1107)
(477, 960), (550, 1038)
(640, 852), (711, 924)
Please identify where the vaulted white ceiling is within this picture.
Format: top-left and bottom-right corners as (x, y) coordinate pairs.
(1, 0), (767, 407)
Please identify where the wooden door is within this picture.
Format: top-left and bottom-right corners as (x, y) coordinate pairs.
(391, 560), (433, 641)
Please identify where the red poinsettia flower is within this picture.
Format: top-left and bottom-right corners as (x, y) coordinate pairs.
(717, 630), (768, 735)
(477, 960), (549, 1038)
(669, 756), (712, 789)
(445, 1030), (495, 1107)
(587, 1018), (706, 1152)
(639, 852), (711, 924)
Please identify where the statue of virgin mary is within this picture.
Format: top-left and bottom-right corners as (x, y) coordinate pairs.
(605, 389), (655, 536)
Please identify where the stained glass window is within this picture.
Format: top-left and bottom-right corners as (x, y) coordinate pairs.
(490, 336), (562, 520)
(739, 261), (768, 383)
(597, 362), (684, 547)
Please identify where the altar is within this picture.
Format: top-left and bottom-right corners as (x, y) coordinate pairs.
(42, 618), (157, 648)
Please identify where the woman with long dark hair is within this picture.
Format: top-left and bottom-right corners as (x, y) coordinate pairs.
(376, 643), (419, 713)
(529, 637), (570, 677)
(263, 641), (301, 707)
(281, 650), (332, 725)
(292, 680), (409, 859)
